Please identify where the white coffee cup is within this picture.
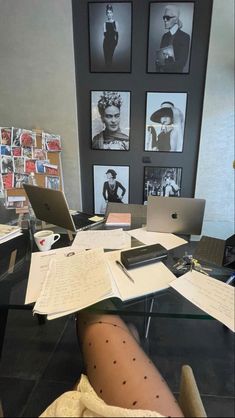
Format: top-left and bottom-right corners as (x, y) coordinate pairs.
(34, 230), (61, 252)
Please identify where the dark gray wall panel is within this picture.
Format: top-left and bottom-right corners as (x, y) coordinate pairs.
(72, 0), (213, 213)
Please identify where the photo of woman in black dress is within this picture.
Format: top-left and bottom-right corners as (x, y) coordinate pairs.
(103, 169), (126, 203)
(93, 165), (129, 214)
(103, 4), (119, 68)
(88, 2), (132, 73)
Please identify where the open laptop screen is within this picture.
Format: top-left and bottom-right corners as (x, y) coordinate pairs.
(147, 196), (206, 235)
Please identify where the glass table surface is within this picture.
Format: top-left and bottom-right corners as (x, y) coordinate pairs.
(0, 227), (232, 322)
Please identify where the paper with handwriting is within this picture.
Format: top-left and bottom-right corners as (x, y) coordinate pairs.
(71, 228), (131, 250)
(33, 248), (114, 319)
(25, 247), (84, 304)
(127, 227), (187, 250)
(170, 270), (235, 332)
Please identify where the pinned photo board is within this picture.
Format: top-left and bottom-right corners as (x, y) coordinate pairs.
(0, 128), (63, 210)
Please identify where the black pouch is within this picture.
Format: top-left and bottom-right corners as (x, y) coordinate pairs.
(121, 244), (168, 269)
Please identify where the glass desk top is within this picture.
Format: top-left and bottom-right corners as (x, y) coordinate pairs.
(0, 226), (232, 322)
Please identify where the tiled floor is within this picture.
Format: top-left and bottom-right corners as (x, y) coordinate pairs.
(0, 308), (234, 417)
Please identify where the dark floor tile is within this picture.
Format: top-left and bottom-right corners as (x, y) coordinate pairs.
(147, 318), (234, 396)
(201, 395), (235, 418)
(22, 379), (73, 418)
(42, 316), (83, 383)
(0, 377), (35, 418)
(0, 310), (68, 379)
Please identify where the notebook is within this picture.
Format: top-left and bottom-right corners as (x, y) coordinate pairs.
(194, 234), (235, 268)
(147, 196), (206, 235)
(23, 184), (104, 232)
(106, 212), (131, 226)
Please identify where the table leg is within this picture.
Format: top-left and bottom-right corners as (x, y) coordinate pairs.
(0, 308), (9, 360)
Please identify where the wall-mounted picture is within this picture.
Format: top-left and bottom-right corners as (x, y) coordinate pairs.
(0, 128), (12, 146)
(88, 2), (132, 72)
(1, 156), (14, 174)
(93, 164), (129, 214)
(144, 166), (182, 204)
(91, 91), (130, 150)
(145, 92), (187, 152)
(147, 2), (194, 73)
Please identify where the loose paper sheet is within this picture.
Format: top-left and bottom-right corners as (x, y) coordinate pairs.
(170, 270), (235, 332)
(71, 229), (131, 250)
(105, 250), (176, 301)
(127, 227), (187, 250)
(33, 248), (114, 318)
(0, 224), (22, 243)
(25, 247), (84, 304)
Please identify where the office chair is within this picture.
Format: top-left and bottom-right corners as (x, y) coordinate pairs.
(178, 365), (207, 417)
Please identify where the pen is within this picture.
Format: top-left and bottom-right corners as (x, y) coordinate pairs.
(115, 260), (135, 284)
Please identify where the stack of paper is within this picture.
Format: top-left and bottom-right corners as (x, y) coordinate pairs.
(26, 246), (176, 320)
(71, 228), (131, 250)
(0, 224), (22, 244)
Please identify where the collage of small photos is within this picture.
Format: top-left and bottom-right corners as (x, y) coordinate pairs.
(0, 127), (62, 209)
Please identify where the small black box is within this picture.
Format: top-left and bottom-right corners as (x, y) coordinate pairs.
(120, 244), (168, 269)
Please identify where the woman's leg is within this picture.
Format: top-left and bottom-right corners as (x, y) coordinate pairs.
(76, 311), (184, 417)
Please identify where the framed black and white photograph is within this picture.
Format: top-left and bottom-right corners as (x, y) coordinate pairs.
(88, 2), (132, 73)
(91, 90), (130, 150)
(93, 164), (129, 214)
(147, 2), (194, 73)
(145, 92), (187, 152)
(143, 166), (182, 204)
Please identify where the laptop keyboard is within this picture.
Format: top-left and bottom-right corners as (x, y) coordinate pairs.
(194, 236), (225, 265)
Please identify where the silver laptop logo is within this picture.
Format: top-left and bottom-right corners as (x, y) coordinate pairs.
(171, 212), (178, 219)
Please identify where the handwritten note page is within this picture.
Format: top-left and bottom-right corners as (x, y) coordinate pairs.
(105, 250), (176, 301)
(170, 271), (235, 332)
(25, 247), (84, 304)
(71, 229), (131, 250)
(127, 227), (187, 250)
(33, 248), (114, 318)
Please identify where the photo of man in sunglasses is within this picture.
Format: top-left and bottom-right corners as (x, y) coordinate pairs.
(148, 2), (194, 73)
(156, 4), (190, 72)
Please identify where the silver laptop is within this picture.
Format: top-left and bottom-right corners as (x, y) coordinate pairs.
(23, 184), (104, 232)
(147, 196), (206, 235)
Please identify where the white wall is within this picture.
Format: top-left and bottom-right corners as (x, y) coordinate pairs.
(195, 0), (234, 238)
(0, 0), (81, 210)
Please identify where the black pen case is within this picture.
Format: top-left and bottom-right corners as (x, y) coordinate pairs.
(120, 244), (168, 269)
